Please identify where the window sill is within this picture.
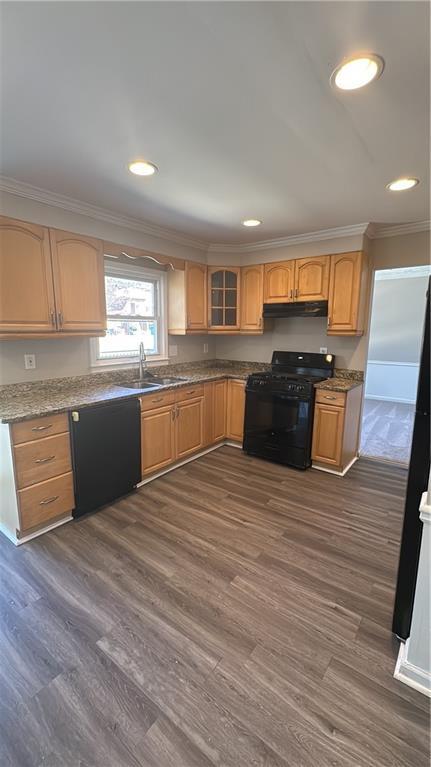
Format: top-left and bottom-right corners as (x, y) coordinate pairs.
(90, 357), (169, 370)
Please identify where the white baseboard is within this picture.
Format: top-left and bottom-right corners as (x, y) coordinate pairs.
(312, 455), (358, 477)
(0, 516), (72, 546)
(394, 639), (431, 697)
(365, 394), (416, 405)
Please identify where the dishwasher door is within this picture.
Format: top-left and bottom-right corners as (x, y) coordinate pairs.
(70, 397), (141, 518)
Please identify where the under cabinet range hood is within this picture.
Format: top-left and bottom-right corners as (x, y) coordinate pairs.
(263, 300), (328, 319)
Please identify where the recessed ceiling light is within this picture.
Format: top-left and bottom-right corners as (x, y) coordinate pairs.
(128, 160), (158, 176)
(242, 219), (262, 227)
(331, 54), (384, 90)
(386, 177), (420, 192)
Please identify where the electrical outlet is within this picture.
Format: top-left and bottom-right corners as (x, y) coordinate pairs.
(169, 344), (178, 357)
(203, 343), (209, 353)
(319, 347), (328, 355)
(24, 354), (36, 370)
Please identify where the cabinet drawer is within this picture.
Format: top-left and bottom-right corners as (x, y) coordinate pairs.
(175, 384), (204, 402)
(11, 413), (69, 445)
(14, 432), (72, 490)
(18, 472), (74, 532)
(315, 390), (346, 407)
(140, 390), (175, 412)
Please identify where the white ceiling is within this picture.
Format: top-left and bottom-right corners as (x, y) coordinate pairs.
(1, 2), (429, 244)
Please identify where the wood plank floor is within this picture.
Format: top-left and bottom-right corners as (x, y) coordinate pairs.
(0, 447), (429, 766)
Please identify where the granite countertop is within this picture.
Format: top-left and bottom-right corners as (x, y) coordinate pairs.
(315, 369), (364, 393)
(0, 360), (270, 424)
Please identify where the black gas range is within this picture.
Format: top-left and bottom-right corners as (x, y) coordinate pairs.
(243, 351), (335, 470)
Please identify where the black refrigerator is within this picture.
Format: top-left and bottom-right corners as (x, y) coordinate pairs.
(392, 277), (430, 640)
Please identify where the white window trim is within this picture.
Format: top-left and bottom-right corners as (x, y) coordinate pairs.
(90, 261), (168, 368)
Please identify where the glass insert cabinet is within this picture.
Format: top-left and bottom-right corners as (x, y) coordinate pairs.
(208, 267), (241, 330)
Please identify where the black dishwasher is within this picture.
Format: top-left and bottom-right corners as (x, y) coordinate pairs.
(69, 398), (141, 518)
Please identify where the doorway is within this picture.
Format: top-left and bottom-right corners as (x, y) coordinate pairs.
(360, 265), (430, 464)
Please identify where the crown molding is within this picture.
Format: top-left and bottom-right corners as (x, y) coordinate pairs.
(1, 175), (428, 254)
(367, 220), (431, 239)
(207, 222), (370, 254)
(0, 175), (209, 251)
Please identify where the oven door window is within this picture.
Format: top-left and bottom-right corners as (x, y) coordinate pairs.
(244, 389), (311, 450)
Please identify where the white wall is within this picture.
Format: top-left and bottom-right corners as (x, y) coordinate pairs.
(0, 335), (215, 385)
(365, 267), (429, 402)
(215, 317), (366, 369)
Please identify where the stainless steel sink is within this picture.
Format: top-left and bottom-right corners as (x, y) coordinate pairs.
(120, 381), (162, 390)
(148, 376), (187, 385)
(119, 376), (187, 390)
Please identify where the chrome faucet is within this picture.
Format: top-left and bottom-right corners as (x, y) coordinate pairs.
(139, 342), (147, 379)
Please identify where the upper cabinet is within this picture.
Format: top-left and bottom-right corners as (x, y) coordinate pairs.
(208, 267), (240, 331)
(295, 256), (329, 302)
(240, 264), (264, 333)
(263, 256), (329, 304)
(263, 261), (295, 303)
(0, 216), (107, 338)
(186, 262), (207, 330)
(49, 230), (106, 332)
(168, 261), (207, 334)
(0, 218), (56, 334)
(327, 251), (369, 335)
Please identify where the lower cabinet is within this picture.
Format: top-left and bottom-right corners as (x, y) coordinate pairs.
(203, 379), (227, 447)
(176, 397), (204, 459)
(141, 385), (204, 477)
(226, 379), (246, 442)
(6, 412), (75, 538)
(141, 404), (176, 476)
(312, 385), (363, 473)
(141, 378), (246, 478)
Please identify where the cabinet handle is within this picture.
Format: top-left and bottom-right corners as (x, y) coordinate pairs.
(289, 289), (293, 299)
(58, 311), (63, 328)
(171, 406), (175, 421)
(327, 316), (331, 326)
(50, 309), (56, 327)
(323, 395), (337, 400)
(259, 317), (262, 327)
(34, 455), (55, 464)
(151, 397), (164, 403)
(39, 495), (59, 506)
(295, 288), (299, 298)
(31, 424), (53, 432)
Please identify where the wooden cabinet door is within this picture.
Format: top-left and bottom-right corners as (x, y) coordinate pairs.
(213, 379), (227, 441)
(175, 397), (204, 459)
(0, 217), (56, 333)
(141, 405), (175, 476)
(311, 404), (345, 466)
(186, 262), (207, 330)
(49, 229), (106, 332)
(295, 256), (329, 302)
(328, 252), (363, 334)
(208, 267), (240, 330)
(263, 261), (295, 303)
(240, 265), (264, 332)
(226, 379), (246, 441)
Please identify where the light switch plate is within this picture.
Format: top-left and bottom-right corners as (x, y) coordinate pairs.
(203, 343), (209, 353)
(24, 354), (36, 370)
(320, 347), (328, 354)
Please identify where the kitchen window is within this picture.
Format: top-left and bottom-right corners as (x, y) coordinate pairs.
(91, 261), (167, 366)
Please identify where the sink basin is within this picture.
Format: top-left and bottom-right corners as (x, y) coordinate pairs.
(148, 376), (187, 385)
(120, 381), (162, 390)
